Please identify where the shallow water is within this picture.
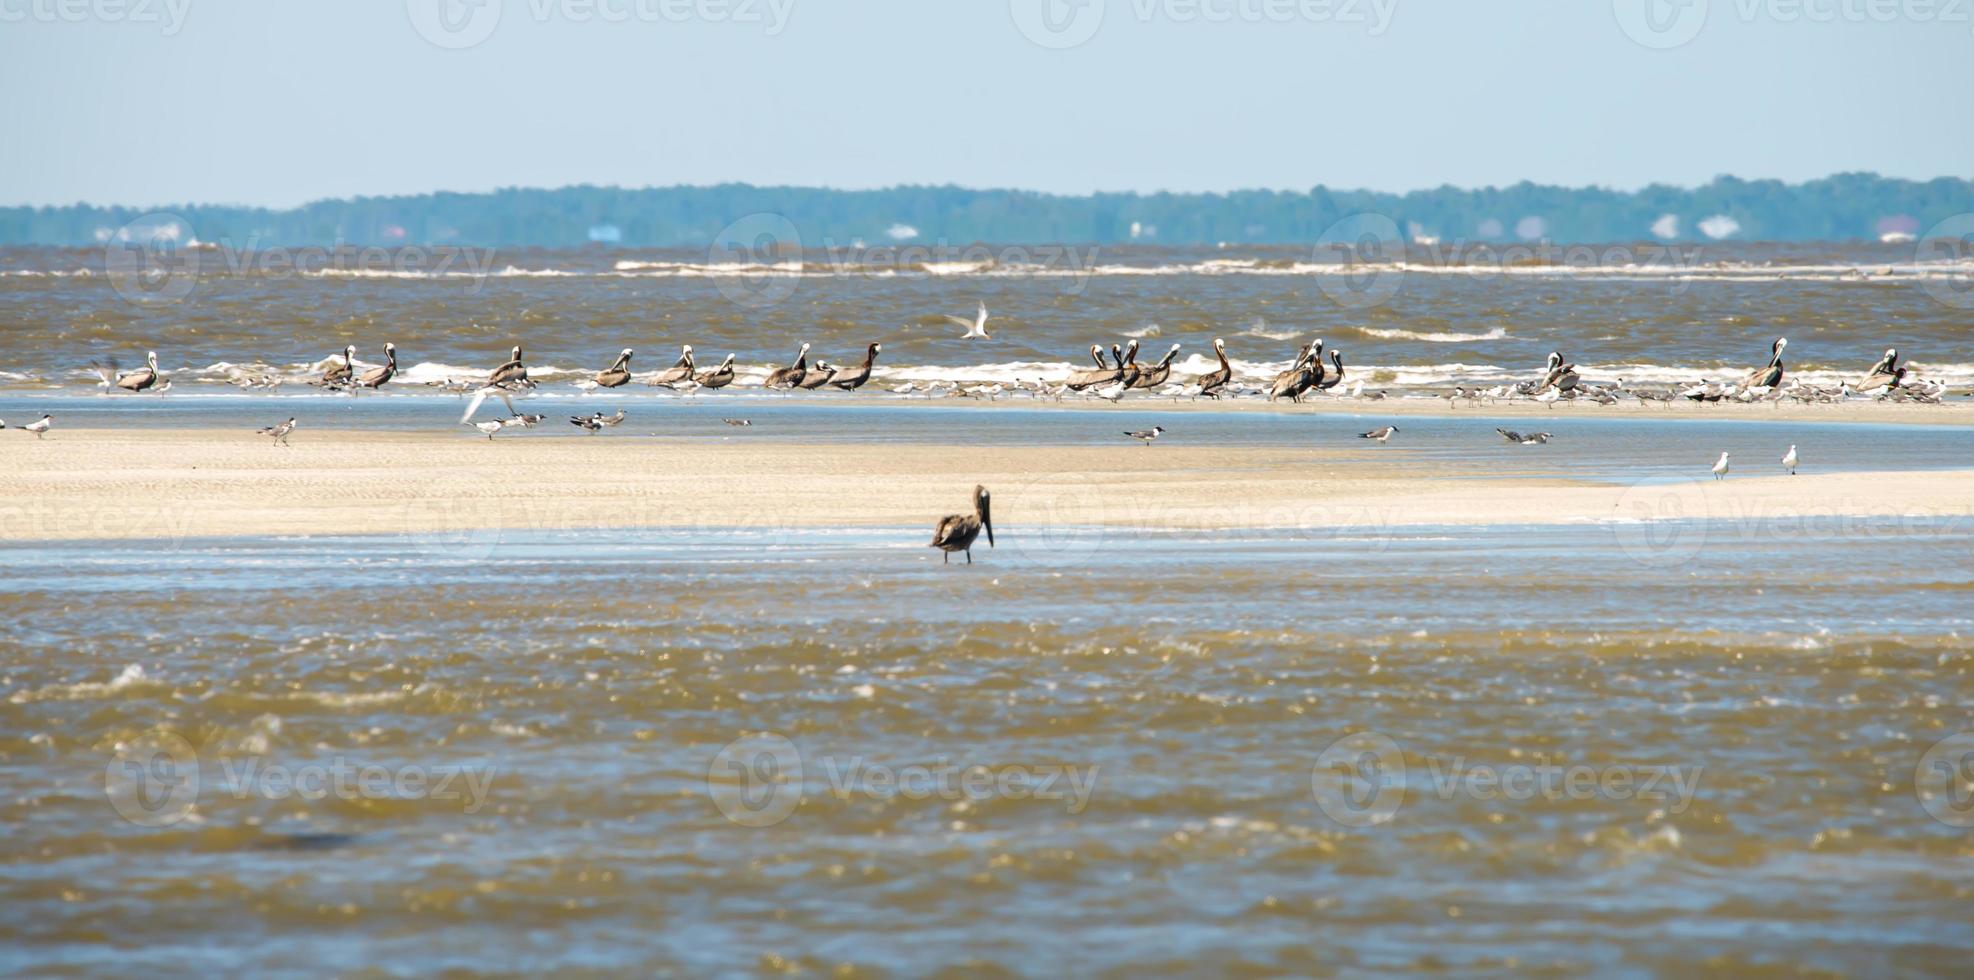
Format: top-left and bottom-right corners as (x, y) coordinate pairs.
(4, 520), (1972, 974)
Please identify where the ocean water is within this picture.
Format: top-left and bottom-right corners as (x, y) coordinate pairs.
(1, 240), (1971, 395)
(3, 519), (1973, 974)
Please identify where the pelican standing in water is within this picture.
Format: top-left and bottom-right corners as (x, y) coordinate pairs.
(1782, 444), (1798, 475)
(591, 348), (634, 389)
(1129, 343), (1182, 389)
(1712, 451), (1732, 480)
(930, 485), (994, 564)
(693, 353), (737, 390)
(354, 343), (397, 390)
(647, 345), (695, 387)
(257, 417), (297, 446)
(1745, 337), (1787, 389)
(763, 343), (811, 389)
(947, 301), (990, 339)
(1196, 338), (1233, 399)
(828, 343), (882, 390)
(316, 345), (357, 389)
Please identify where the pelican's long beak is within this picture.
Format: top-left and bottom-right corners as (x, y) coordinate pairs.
(979, 489), (993, 548)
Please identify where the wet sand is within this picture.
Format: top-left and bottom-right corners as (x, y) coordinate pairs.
(3, 427), (1969, 541)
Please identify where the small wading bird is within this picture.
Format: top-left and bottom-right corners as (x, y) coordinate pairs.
(466, 420), (506, 440)
(1360, 425), (1399, 443)
(590, 348), (634, 389)
(930, 485), (994, 564)
(19, 414), (53, 439)
(947, 301), (990, 339)
(257, 417), (297, 446)
(1124, 426), (1165, 446)
(1712, 451), (1732, 480)
(571, 412), (606, 433)
(1782, 444), (1799, 475)
(354, 343), (397, 390)
(721, 418), (752, 427)
(92, 351), (163, 393)
(1495, 428), (1551, 445)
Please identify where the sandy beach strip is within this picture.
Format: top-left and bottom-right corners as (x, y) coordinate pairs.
(0, 428), (1968, 543)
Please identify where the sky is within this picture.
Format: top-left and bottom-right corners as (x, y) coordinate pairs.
(1, 0), (1968, 208)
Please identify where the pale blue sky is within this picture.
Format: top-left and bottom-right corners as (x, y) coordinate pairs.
(2, 0), (1968, 207)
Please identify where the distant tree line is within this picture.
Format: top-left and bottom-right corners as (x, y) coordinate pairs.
(2, 173), (1967, 247)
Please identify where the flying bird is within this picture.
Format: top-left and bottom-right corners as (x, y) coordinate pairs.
(946, 301), (990, 339)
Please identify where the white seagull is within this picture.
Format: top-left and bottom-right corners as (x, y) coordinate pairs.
(946, 301), (990, 339)
(1782, 445), (1798, 475)
(1123, 426), (1165, 445)
(1711, 451), (1731, 480)
(1360, 425), (1400, 443)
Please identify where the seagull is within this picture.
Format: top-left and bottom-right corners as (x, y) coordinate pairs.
(465, 420), (505, 440)
(1124, 426), (1165, 445)
(499, 414), (544, 429)
(946, 301), (990, 339)
(721, 418), (753, 427)
(1712, 451), (1731, 480)
(1360, 425), (1399, 443)
(22, 414), (52, 439)
(597, 409), (626, 428)
(929, 485), (994, 564)
(460, 345), (535, 423)
(570, 412), (606, 433)
(1495, 428), (1551, 445)
(1782, 444), (1798, 475)
(256, 417), (297, 446)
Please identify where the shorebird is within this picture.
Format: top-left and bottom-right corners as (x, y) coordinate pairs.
(460, 345), (535, 422)
(721, 418), (753, 427)
(693, 353), (737, 390)
(598, 409), (626, 428)
(1196, 338), (1233, 399)
(466, 420), (505, 440)
(1359, 425), (1399, 443)
(946, 301), (990, 339)
(1745, 337), (1787, 389)
(1065, 344), (1123, 391)
(763, 343), (811, 389)
(1124, 426), (1165, 445)
(1495, 427), (1551, 445)
(316, 345), (356, 388)
(1129, 343), (1182, 389)
(930, 485), (994, 564)
(1782, 444), (1798, 475)
(354, 343), (397, 390)
(1711, 451), (1732, 480)
(570, 412), (606, 433)
(502, 413), (546, 429)
(21, 414), (52, 439)
(797, 361), (838, 390)
(647, 345), (695, 387)
(829, 343), (882, 390)
(591, 348), (634, 389)
(257, 417), (297, 446)
(94, 351), (162, 393)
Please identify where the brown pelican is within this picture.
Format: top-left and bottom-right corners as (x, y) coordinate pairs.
(257, 417), (297, 446)
(592, 348), (634, 388)
(694, 354), (737, 390)
(1269, 340), (1321, 403)
(1745, 337), (1786, 389)
(1196, 338), (1233, 399)
(763, 343), (811, 389)
(317, 345), (356, 388)
(94, 351), (162, 393)
(1065, 344), (1123, 391)
(930, 485), (994, 564)
(1359, 425), (1399, 443)
(461, 345), (536, 422)
(797, 361), (838, 390)
(1129, 343), (1182, 389)
(354, 343), (397, 390)
(1858, 348), (1902, 392)
(1124, 426), (1165, 445)
(22, 414), (52, 439)
(1115, 340), (1144, 388)
(1315, 350), (1345, 391)
(828, 343), (882, 390)
(1539, 351), (1580, 392)
(946, 301), (990, 339)
(647, 345), (695, 387)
